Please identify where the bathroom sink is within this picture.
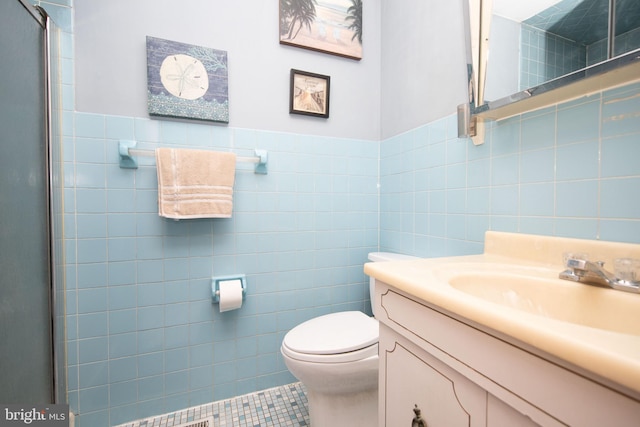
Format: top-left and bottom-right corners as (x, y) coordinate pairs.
(365, 231), (640, 396)
(448, 272), (640, 336)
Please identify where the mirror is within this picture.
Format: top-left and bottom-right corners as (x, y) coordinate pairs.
(462, 0), (640, 133)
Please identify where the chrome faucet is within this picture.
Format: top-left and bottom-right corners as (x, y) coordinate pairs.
(559, 257), (640, 294)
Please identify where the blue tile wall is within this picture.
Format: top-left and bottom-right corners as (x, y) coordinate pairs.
(520, 23), (586, 90)
(64, 115), (379, 426)
(380, 81), (640, 258)
(588, 27), (640, 65)
(521, 22), (640, 89)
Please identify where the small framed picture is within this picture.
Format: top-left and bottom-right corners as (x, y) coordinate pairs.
(289, 69), (330, 118)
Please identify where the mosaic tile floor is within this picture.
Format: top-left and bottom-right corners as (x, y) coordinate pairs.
(115, 382), (309, 427)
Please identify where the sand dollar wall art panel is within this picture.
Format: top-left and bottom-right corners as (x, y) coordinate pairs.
(279, 0), (363, 60)
(146, 36), (229, 123)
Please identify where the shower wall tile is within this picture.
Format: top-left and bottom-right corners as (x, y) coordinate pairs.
(78, 337), (108, 364)
(601, 219), (640, 242)
(520, 183), (555, 217)
(602, 134), (640, 178)
(75, 138), (106, 163)
(521, 108), (556, 149)
(556, 180), (599, 217)
(41, 0), (71, 7)
(105, 116), (134, 140)
(76, 214), (107, 238)
(556, 140), (599, 180)
(557, 98), (601, 144)
(520, 24), (585, 90)
(491, 154), (519, 186)
(520, 148), (554, 183)
(78, 385), (109, 413)
(491, 185), (519, 216)
(77, 288), (108, 313)
(77, 313), (107, 339)
(600, 177), (640, 219)
(602, 82), (640, 137)
(75, 113), (105, 138)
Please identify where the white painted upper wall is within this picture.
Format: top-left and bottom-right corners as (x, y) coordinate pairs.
(75, 0), (470, 141)
(484, 15), (521, 102)
(380, 0), (468, 139)
(74, 0), (382, 140)
(493, 0), (564, 22)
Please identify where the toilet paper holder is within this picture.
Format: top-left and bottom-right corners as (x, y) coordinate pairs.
(211, 274), (247, 304)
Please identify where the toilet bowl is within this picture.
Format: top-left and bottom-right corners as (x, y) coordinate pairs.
(281, 252), (418, 427)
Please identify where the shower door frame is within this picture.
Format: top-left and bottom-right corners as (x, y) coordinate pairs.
(4, 0), (61, 404)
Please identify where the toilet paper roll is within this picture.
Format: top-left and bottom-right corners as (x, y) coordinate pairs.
(218, 279), (243, 312)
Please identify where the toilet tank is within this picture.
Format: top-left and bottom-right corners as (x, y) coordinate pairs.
(367, 252), (418, 316)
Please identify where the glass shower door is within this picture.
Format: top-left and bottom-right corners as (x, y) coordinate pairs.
(0, 0), (53, 403)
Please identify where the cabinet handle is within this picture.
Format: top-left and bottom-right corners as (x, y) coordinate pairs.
(412, 404), (427, 427)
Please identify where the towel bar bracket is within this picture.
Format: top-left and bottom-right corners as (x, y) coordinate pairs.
(118, 140), (268, 174)
(119, 140), (138, 169)
(254, 149), (268, 175)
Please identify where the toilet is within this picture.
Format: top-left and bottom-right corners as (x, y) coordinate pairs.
(281, 252), (418, 427)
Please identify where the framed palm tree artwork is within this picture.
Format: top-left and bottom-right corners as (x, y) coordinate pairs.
(279, 0), (363, 60)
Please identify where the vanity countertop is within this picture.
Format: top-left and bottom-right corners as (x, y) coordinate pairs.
(364, 232), (640, 397)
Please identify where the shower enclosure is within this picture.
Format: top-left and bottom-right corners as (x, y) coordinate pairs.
(0, 0), (65, 404)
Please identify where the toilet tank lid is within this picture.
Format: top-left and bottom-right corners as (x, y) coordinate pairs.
(283, 311), (378, 355)
(368, 252), (418, 262)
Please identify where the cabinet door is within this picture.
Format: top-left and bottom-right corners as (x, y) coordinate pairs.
(488, 395), (542, 427)
(381, 326), (486, 427)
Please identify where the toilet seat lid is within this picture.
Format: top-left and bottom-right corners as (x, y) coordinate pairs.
(283, 311), (378, 355)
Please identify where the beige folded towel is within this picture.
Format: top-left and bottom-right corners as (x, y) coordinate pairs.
(156, 148), (236, 219)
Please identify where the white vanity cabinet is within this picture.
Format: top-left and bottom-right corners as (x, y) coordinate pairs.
(381, 325), (488, 426)
(381, 325), (540, 427)
(376, 280), (640, 427)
